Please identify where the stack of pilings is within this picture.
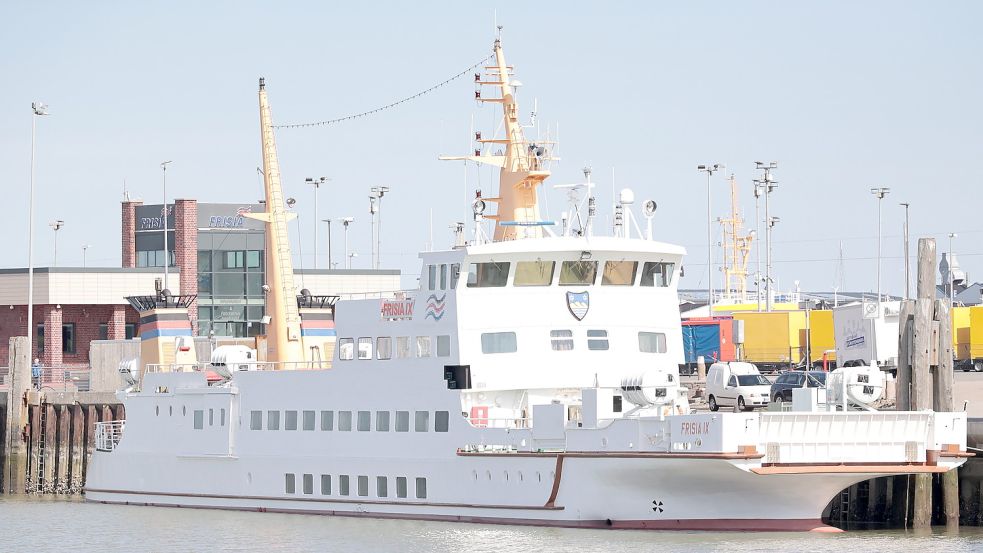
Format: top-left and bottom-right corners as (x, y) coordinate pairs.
(1, 336), (123, 494)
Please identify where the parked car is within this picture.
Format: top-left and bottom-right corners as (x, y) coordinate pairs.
(706, 362), (772, 412)
(770, 370), (827, 403)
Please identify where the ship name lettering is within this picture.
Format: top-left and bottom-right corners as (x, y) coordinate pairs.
(680, 422), (710, 435)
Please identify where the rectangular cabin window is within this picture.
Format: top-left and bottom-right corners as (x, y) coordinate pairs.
(357, 475), (368, 497)
(481, 332), (517, 354)
(396, 337), (412, 359)
(221, 408), (226, 426)
(435, 411), (449, 432)
(550, 329), (574, 351)
(436, 335), (451, 357)
(285, 410), (298, 430)
(357, 411), (371, 431)
(377, 476), (388, 498)
(249, 410), (262, 430)
(415, 411), (430, 432)
(415, 477), (427, 499)
(640, 262), (675, 287)
(303, 473), (314, 495)
(321, 474), (331, 495)
(320, 410), (334, 431)
(440, 264), (447, 290)
(209, 409), (214, 426)
(377, 337), (393, 360)
(339, 475), (350, 496)
(416, 336), (432, 358)
(285, 474), (296, 494)
(450, 264), (460, 289)
(396, 477), (408, 498)
(639, 332), (668, 353)
(395, 411), (410, 432)
(357, 337), (373, 360)
(466, 262), (510, 288)
(559, 260), (598, 286)
(193, 410), (204, 430)
(267, 410), (280, 430)
(602, 261), (638, 285)
(513, 260), (555, 286)
(339, 338), (354, 360)
(428, 265), (436, 290)
(339, 411), (353, 431)
(376, 411), (390, 431)
(587, 329), (609, 351)
(303, 410), (316, 431)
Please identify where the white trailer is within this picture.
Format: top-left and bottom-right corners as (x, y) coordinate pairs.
(832, 300), (900, 372)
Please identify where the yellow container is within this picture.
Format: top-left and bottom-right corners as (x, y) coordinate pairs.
(968, 306), (983, 360)
(734, 311), (807, 364)
(808, 310), (836, 363)
(953, 306), (971, 360)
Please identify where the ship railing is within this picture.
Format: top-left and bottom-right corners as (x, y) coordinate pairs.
(338, 290), (417, 301)
(466, 416), (531, 430)
(95, 420), (125, 452)
(758, 411), (940, 465)
(145, 361), (330, 374)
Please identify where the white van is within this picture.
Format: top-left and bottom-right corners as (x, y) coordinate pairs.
(706, 362), (772, 412)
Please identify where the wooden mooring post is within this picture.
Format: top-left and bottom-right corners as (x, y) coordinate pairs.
(899, 238), (960, 527)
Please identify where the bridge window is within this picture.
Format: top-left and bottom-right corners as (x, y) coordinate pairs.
(436, 335), (451, 357)
(396, 337), (412, 359)
(559, 260), (597, 286)
(451, 264), (461, 289)
(639, 332), (668, 353)
(416, 336), (432, 358)
(339, 338), (354, 360)
(377, 337), (392, 360)
(640, 262), (675, 287)
(550, 330), (574, 351)
(602, 261), (638, 285)
(428, 265), (436, 290)
(250, 410), (262, 430)
(467, 262), (510, 288)
(358, 337), (373, 360)
(440, 264), (448, 290)
(587, 329), (609, 351)
(514, 261), (555, 286)
(481, 332), (517, 354)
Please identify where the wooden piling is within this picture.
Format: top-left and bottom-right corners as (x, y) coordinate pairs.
(70, 404), (83, 492)
(911, 238), (936, 528)
(41, 403), (56, 493)
(27, 403), (40, 492)
(934, 299), (960, 526)
(897, 301), (914, 410)
(56, 405), (69, 492)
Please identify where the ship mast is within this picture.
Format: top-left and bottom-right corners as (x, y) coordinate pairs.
(718, 174), (754, 303)
(440, 35), (553, 241)
(244, 78), (305, 363)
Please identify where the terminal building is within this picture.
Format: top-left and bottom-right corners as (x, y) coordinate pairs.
(0, 199), (399, 369)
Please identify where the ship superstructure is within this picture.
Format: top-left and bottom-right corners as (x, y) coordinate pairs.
(85, 38), (969, 532)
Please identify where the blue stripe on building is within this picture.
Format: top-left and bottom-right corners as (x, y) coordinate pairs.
(300, 329), (337, 337)
(141, 328), (195, 341)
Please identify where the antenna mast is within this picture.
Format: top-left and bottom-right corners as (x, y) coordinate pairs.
(719, 174), (753, 302)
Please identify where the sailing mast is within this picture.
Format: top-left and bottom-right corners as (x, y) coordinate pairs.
(244, 78), (304, 363)
(440, 34), (554, 241)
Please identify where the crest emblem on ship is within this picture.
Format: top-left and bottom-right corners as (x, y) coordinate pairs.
(566, 291), (589, 320)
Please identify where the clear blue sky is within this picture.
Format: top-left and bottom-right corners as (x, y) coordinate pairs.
(1, 1), (980, 295)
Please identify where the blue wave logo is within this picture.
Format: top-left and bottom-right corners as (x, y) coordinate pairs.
(425, 293), (447, 321)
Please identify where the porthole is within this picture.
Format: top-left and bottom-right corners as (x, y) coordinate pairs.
(183, 406), (187, 416)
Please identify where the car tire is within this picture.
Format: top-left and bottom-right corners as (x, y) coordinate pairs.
(708, 395), (718, 412)
(738, 396), (747, 411)
(975, 362), (983, 373)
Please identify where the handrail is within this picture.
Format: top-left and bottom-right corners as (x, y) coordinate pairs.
(145, 360), (330, 374)
(95, 420), (125, 452)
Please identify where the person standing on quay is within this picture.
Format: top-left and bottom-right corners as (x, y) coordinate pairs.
(32, 358), (42, 390)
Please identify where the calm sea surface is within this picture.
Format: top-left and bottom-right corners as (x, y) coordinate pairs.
(3, 496), (982, 553)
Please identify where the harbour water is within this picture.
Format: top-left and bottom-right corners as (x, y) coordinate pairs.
(3, 496), (981, 553)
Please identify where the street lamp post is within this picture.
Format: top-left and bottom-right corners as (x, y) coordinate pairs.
(342, 217), (355, 269)
(900, 202), (910, 300)
(697, 164), (723, 315)
(161, 161), (173, 291)
(755, 162), (779, 311)
(82, 244), (92, 269)
(322, 219), (333, 269)
(870, 187), (890, 311)
(49, 220), (64, 266)
(948, 232), (958, 305)
(306, 177), (328, 268)
(752, 182), (763, 311)
(28, 101), (49, 361)
(369, 186), (390, 270)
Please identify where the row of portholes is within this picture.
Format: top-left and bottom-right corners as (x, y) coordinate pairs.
(471, 469), (554, 483)
(155, 405), (189, 417)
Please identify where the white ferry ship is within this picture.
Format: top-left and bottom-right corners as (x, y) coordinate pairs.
(85, 37), (969, 532)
